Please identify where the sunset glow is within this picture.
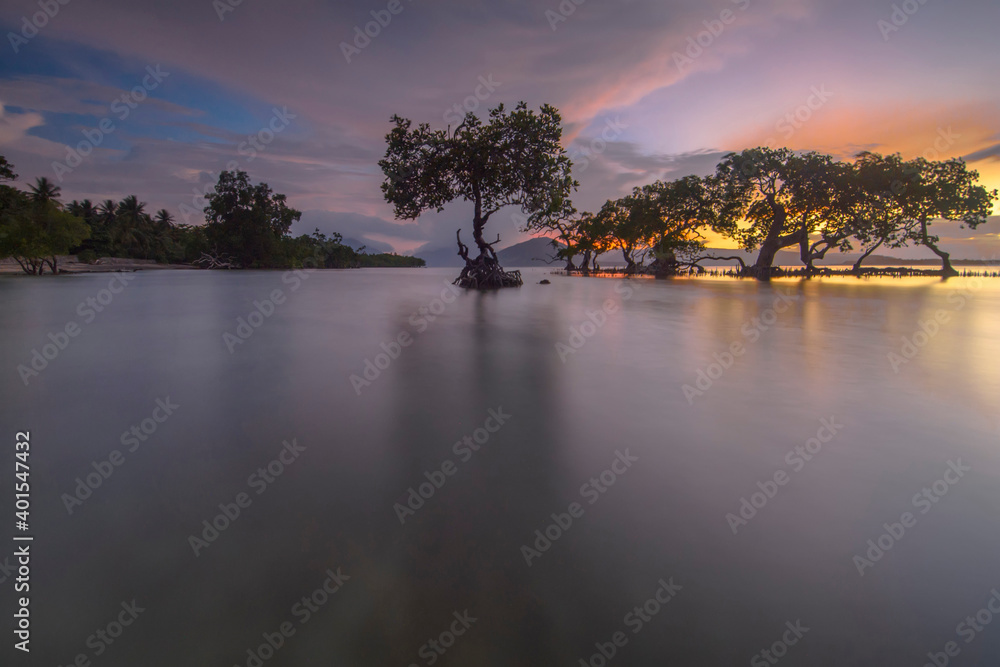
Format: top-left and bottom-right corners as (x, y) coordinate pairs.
(1, 0), (997, 256)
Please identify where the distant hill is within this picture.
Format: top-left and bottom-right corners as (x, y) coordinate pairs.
(342, 236), (393, 254)
(417, 237), (565, 267)
(498, 237), (563, 267)
(415, 244), (465, 267)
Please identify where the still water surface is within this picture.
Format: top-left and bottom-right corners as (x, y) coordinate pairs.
(2, 267), (999, 665)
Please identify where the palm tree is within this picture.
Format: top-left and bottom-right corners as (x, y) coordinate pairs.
(117, 195), (146, 218)
(68, 199), (97, 221)
(153, 209), (174, 230)
(116, 195), (153, 258)
(68, 199), (107, 257)
(28, 177), (61, 205)
(96, 199), (121, 255)
(96, 199), (118, 224)
(150, 209), (176, 261)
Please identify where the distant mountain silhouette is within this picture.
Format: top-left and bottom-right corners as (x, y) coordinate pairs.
(417, 237), (563, 267)
(342, 237), (393, 254)
(498, 237), (564, 267)
(414, 244), (466, 267)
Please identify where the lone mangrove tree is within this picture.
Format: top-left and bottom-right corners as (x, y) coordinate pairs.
(379, 102), (576, 289)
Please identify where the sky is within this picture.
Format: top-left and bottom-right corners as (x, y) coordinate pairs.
(1, 0), (998, 258)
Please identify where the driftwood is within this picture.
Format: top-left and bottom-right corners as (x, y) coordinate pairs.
(193, 252), (236, 270)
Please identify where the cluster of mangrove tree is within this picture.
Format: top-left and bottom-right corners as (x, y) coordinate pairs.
(532, 148), (996, 279)
(380, 102), (995, 285)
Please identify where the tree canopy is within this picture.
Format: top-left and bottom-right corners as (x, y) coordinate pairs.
(0, 174), (89, 274)
(203, 170), (302, 269)
(555, 147), (996, 279)
(380, 101), (576, 288)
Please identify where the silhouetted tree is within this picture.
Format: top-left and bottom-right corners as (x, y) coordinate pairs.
(0, 159), (88, 274)
(713, 148), (842, 278)
(380, 102), (576, 288)
(0, 155), (18, 182)
(643, 176), (725, 277)
(28, 176), (61, 204)
(203, 170), (301, 268)
(901, 157), (996, 275)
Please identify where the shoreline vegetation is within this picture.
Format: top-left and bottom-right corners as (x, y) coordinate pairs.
(527, 143), (998, 281)
(0, 255), (423, 275)
(0, 156), (423, 276)
(380, 102), (997, 286)
(3, 96), (997, 283)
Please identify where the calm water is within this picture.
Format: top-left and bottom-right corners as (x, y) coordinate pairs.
(2, 268), (999, 666)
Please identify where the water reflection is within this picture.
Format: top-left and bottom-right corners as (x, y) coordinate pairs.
(1, 268), (998, 665)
